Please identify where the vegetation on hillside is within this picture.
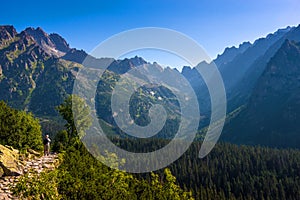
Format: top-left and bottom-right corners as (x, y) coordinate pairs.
(13, 95), (194, 200)
(0, 101), (43, 151)
(11, 95), (300, 200)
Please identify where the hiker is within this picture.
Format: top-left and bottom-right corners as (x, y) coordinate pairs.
(43, 134), (51, 156)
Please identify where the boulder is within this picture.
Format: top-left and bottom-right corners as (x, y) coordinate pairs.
(0, 145), (23, 176)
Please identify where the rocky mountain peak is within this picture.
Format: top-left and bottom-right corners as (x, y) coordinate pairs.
(21, 27), (69, 57)
(0, 25), (17, 41)
(23, 27), (49, 43)
(127, 56), (147, 66)
(215, 41), (252, 67)
(266, 26), (293, 39)
(49, 33), (70, 53)
(238, 41), (252, 51)
(107, 56), (148, 74)
(62, 48), (88, 64)
(181, 66), (192, 74)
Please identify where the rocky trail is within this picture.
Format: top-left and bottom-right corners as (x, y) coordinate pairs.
(0, 153), (59, 200)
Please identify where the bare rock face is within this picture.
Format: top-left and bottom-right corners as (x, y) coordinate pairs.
(0, 145), (23, 176)
(0, 25), (17, 43)
(23, 27), (70, 57)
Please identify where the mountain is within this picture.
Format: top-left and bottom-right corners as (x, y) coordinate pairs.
(107, 56), (148, 74)
(228, 25), (300, 111)
(0, 26), (154, 116)
(2, 24), (300, 146)
(181, 62), (211, 127)
(218, 26), (293, 93)
(180, 25), (300, 148)
(0, 26), (79, 116)
(222, 40), (300, 148)
(214, 41), (252, 67)
(182, 26), (296, 115)
(0, 25), (182, 138)
(182, 29), (285, 124)
(22, 27), (70, 57)
(0, 26), (17, 44)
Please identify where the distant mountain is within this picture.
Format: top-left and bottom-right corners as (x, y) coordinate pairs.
(214, 41), (252, 67)
(228, 25), (300, 111)
(182, 28), (286, 124)
(222, 40), (300, 148)
(107, 56), (148, 74)
(180, 25), (300, 148)
(181, 62), (211, 126)
(182, 61), (209, 88)
(182, 25), (300, 119)
(219, 26), (293, 93)
(95, 67), (182, 139)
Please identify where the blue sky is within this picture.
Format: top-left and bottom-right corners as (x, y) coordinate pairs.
(1, 0), (300, 69)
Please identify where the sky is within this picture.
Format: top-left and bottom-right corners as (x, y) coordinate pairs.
(1, 0), (300, 70)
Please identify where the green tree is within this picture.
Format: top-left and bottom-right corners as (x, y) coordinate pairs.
(52, 130), (69, 153)
(56, 95), (92, 146)
(0, 101), (43, 151)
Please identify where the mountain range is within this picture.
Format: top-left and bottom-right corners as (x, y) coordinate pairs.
(222, 40), (300, 148)
(1, 24), (300, 148)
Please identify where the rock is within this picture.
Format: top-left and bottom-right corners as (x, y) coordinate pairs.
(0, 193), (9, 199)
(27, 149), (41, 157)
(3, 146), (18, 154)
(0, 168), (4, 177)
(0, 153), (58, 199)
(0, 145), (23, 176)
(42, 163), (54, 169)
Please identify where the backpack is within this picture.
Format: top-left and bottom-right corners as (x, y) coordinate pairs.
(43, 138), (48, 145)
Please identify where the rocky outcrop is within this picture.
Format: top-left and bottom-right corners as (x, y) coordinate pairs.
(22, 27), (70, 57)
(107, 56), (148, 74)
(0, 145), (23, 177)
(0, 26), (17, 47)
(0, 146), (58, 200)
(49, 33), (70, 53)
